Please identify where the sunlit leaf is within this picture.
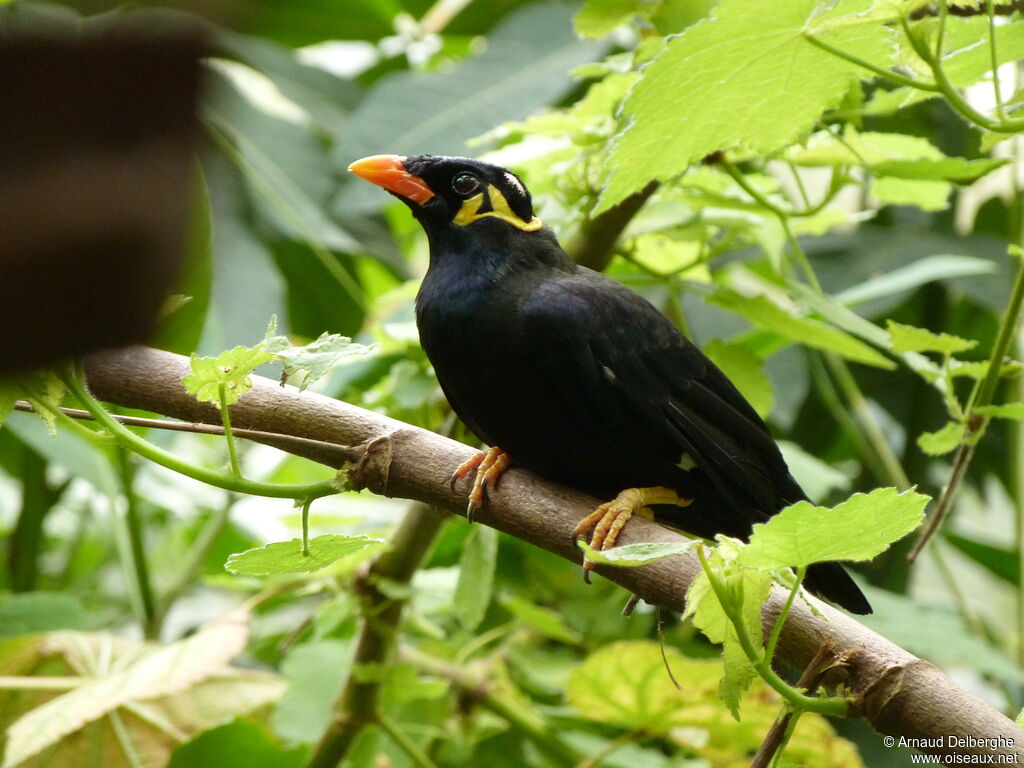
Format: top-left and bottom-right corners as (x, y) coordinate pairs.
(918, 421), (966, 456)
(577, 539), (699, 567)
(225, 535), (385, 576)
(709, 290), (895, 369)
(887, 320), (978, 355)
(740, 488), (929, 569)
(183, 346), (274, 407)
(599, 0), (891, 211)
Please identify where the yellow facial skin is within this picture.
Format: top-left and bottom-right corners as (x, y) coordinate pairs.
(453, 184), (542, 232)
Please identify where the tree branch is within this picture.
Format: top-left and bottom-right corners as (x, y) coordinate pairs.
(83, 346), (1024, 762)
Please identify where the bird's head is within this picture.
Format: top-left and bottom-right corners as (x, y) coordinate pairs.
(348, 154), (542, 235)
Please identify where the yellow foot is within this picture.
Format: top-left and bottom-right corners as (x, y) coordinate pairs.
(573, 487), (691, 583)
(450, 446), (512, 523)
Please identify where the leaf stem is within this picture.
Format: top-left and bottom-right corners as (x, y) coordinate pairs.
(61, 369), (337, 502)
(300, 498), (312, 556)
(117, 449), (159, 639)
(378, 716), (440, 768)
(696, 547), (849, 717)
(802, 31), (940, 92)
(765, 565), (806, 666)
(218, 382), (241, 477)
(910, 253), (1024, 560)
(901, 15), (1024, 133)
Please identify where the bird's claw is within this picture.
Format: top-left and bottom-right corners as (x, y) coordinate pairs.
(574, 487), (691, 583)
(451, 447), (511, 523)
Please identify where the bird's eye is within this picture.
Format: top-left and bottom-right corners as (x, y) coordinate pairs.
(451, 173), (482, 197)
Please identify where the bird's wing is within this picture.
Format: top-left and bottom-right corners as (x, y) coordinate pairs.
(520, 271), (799, 520)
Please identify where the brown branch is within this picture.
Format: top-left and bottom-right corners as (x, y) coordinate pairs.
(565, 181), (659, 272)
(83, 346), (1024, 763)
(310, 502), (446, 768)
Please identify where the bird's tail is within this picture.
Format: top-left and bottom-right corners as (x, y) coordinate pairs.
(804, 561), (871, 614)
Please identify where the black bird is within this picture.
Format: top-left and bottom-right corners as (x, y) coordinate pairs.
(349, 153), (871, 615)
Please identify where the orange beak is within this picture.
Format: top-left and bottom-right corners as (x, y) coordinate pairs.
(347, 154), (435, 205)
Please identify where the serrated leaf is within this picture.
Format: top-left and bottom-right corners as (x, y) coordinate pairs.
(183, 346), (274, 407)
(886, 320), (978, 355)
(500, 596), (581, 645)
(263, 321), (372, 392)
(577, 539), (699, 566)
(709, 290), (895, 369)
(918, 421), (966, 456)
(567, 641), (720, 734)
(454, 526), (498, 632)
(225, 535), (384, 576)
(975, 403), (1024, 420)
(4, 610), (250, 768)
(19, 371), (66, 435)
(949, 359), (1021, 380)
(740, 488), (929, 569)
(598, 0), (891, 211)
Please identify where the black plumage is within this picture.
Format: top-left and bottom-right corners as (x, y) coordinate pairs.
(350, 153), (870, 615)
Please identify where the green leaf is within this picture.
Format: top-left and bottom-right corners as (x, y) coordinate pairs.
(709, 290), (895, 369)
(0, 592), (98, 638)
(225, 535), (385, 576)
(567, 640), (720, 734)
(871, 157), (1008, 184)
(500, 596), (581, 645)
(871, 177), (951, 211)
(454, 525), (498, 632)
(833, 254), (996, 306)
(169, 718), (306, 768)
(740, 488), (929, 569)
(917, 421), (966, 456)
(577, 539), (699, 566)
(272, 640), (350, 745)
(183, 346), (274, 408)
(975, 403), (1024, 420)
(886, 320), (978, 355)
(598, 0), (891, 211)
(703, 340), (774, 418)
(20, 370), (66, 436)
(945, 533), (1018, 584)
(334, 3), (604, 208)
(575, 0), (639, 38)
(0, 380), (16, 428)
(263, 317), (372, 391)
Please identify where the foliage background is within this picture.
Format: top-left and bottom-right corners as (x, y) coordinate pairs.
(2, 0), (1024, 766)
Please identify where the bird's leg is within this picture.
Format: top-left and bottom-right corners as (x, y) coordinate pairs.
(450, 446), (512, 523)
(573, 487), (692, 583)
